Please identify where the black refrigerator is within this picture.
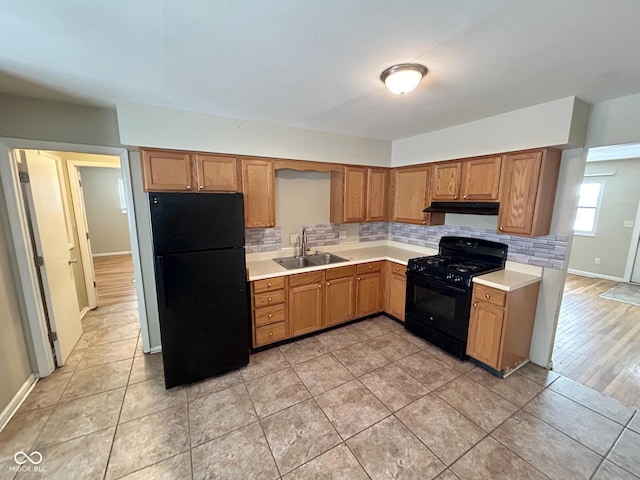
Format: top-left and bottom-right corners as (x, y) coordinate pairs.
(149, 192), (249, 388)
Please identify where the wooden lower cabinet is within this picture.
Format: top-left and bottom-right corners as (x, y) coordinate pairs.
(288, 272), (324, 337)
(325, 275), (356, 327)
(251, 276), (287, 347)
(466, 282), (541, 374)
(356, 266), (383, 317)
(386, 266), (407, 321)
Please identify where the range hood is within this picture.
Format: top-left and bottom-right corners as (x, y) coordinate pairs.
(423, 201), (500, 215)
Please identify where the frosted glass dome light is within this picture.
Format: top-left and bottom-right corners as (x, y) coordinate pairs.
(380, 63), (428, 95)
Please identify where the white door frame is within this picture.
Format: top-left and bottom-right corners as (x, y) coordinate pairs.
(623, 197), (640, 282)
(66, 160), (122, 310)
(0, 137), (150, 378)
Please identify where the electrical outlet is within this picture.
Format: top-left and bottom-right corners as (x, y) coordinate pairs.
(624, 220), (634, 228)
(594, 257), (601, 265)
(290, 234), (299, 244)
(339, 230), (347, 239)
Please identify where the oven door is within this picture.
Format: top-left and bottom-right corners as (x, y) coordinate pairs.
(405, 272), (472, 341)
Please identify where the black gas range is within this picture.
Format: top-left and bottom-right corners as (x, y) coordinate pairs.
(405, 236), (508, 359)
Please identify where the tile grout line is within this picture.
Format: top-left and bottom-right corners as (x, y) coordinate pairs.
(101, 380), (127, 480)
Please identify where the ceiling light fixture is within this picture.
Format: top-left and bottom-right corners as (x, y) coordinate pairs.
(380, 63), (428, 95)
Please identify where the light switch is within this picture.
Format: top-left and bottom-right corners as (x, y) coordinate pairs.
(623, 220), (634, 228)
(290, 234), (299, 244)
(339, 230), (347, 239)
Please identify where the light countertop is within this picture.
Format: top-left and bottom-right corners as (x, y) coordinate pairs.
(246, 240), (543, 285)
(473, 269), (542, 292)
(246, 243), (436, 281)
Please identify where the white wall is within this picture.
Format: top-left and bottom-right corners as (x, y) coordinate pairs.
(79, 167), (131, 255)
(568, 158), (640, 279)
(0, 93), (120, 147)
(0, 177), (34, 414)
(117, 101), (392, 166)
(391, 97), (589, 167)
(586, 92), (640, 148)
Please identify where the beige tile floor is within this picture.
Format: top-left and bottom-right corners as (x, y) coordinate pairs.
(2, 304), (640, 480)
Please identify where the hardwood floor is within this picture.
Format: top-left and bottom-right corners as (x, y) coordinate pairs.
(93, 254), (137, 306)
(553, 274), (640, 410)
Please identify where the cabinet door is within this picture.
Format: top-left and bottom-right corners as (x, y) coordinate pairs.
(498, 151), (542, 235)
(141, 149), (193, 192)
(431, 162), (462, 201)
(467, 301), (504, 369)
(366, 168), (388, 222)
(343, 166), (367, 222)
(356, 272), (382, 317)
(242, 159), (275, 228)
(392, 166), (429, 224)
(289, 282), (324, 337)
(194, 154), (239, 192)
(387, 273), (406, 321)
(460, 156), (501, 201)
(325, 275), (355, 326)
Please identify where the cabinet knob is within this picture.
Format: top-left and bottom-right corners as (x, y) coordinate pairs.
(357, 277), (361, 281)
(268, 313), (272, 318)
(268, 297), (272, 302)
(199, 185), (204, 190)
(326, 282), (331, 286)
(485, 294), (490, 299)
(473, 303), (478, 308)
(454, 195), (458, 200)
(267, 282), (272, 287)
(318, 284), (322, 288)
(463, 195), (467, 199)
(499, 227), (504, 231)
(401, 279), (405, 283)
(369, 265), (373, 269)
(422, 221), (426, 225)
(269, 331), (273, 337)
(186, 185), (192, 190)
(270, 222), (274, 227)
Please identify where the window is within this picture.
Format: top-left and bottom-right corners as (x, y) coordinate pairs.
(574, 180), (603, 235)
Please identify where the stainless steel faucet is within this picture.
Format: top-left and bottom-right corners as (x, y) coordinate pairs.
(301, 227), (311, 257)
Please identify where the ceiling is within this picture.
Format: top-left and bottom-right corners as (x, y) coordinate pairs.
(1, 0), (640, 141)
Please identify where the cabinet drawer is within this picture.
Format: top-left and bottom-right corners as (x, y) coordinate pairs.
(326, 265), (356, 280)
(388, 262), (407, 275)
(473, 284), (506, 307)
(254, 290), (285, 309)
(356, 262), (383, 274)
(253, 276), (285, 294)
(255, 322), (286, 346)
(255, 305), (286, 327)
(288, 271), (323, 288)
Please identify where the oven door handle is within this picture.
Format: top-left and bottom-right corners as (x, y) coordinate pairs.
(406, 272), (468, 295)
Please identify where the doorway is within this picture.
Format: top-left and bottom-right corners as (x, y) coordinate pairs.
(552, 143), (640, 411)
(0, 141), (149, 378)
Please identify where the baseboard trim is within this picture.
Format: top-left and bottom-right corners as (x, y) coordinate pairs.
(79, 306), (90, 320)
(567, 268), (626, 282)
(149, 346), (162, 354)
(92, 251), (132, 257)
(0, 374), (37, 432)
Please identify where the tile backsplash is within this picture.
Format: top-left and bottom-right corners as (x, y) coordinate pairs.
(359, 222), (390, 241)
(301, 223), (341, 248)
(245, 226), (282, 253)
(387, 223), (568, 270)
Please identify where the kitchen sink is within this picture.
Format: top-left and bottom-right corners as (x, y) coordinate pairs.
(273, 252), (349, 270)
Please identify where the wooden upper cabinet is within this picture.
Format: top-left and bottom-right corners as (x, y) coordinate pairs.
(366, 168), (388, 222)
(431, 162), (462, 201)
(330, 166), (377, 223)
(498, 148), (561, 237)
(193, 154), (239, 192)
(460, 156), (502, 201)
(141, 149), (193, 192)
(242, 158), (275, 228)
(391, 165), (445, 226)
(343, 166), (367, 222)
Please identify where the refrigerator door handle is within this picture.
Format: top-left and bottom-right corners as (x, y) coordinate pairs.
(155, 256), (168, 308)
